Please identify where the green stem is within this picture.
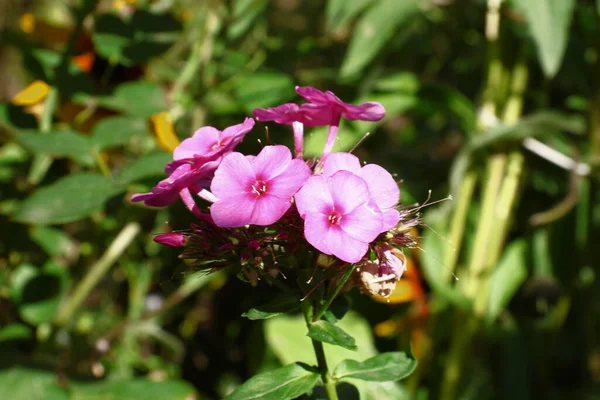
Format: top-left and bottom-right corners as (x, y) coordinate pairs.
(54, 222), (140, 326)
(312, 265), (355, 322)
(302, 302), (338, 400)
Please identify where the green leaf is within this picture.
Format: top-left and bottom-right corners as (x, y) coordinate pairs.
(308, 320), (357, 351)
(333, 352), (417, 382)
(0, 323), (33, 342)
(233, 73), (295, 113)
(11, 261), (69, 325)
(30, 226), (74, 257)
(0, 367), (68, 400)
(93, 13), (135, 62)
(13, 173), (122, 224)
(487, 239), (528, 321)
(96, 82), (167, 117)
(228, 0), (269, 40)
(117, 152), (171, 184)
(242, 294), (300, 320)
(340, 0), (420, 78)
(71, 379), (196, 400)
(224, 363), (319, 400)
(514, 0), (576, 77)
(265, 312), (408, 400)
(17, 130), (94, 165)
(92, 116), (150, 150)
(326, 0), (373, 32)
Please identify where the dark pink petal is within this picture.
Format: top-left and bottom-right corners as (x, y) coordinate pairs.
(268, 158), (311, 199)
(210, 152), (254, 199)
(303, 213), (333, 255)
(295, 86), (329, 105)
(210, 196), (255, 227)
(251, 145), (293, 182)
(248, 195), (293, 225)
(328, 171), (370, 214)
(341, 102), (385, 121)
(323, 225), (369, 263)
(322, 152), (362, 177)
(298, 103), (335, 127)
(294, 175), (334, 217)
(132, 164), (205, 207)
(360, 164), (399, 209)
(154, 233), (186, 247)
(173, 127), (221, 161)
(253, 103), (300, 124)
(339, 203), (383, 243)
(220, 117), (255, 152)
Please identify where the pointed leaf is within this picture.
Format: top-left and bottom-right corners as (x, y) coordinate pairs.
(514, 0), (576, 77)
(224, 363), (319, 400)
(17, 130), (94, 165)
(92, 115), (150, 150)
(308, 320), (357, 351)
(333, 351), (417, 382)
(117, 152), (171, 184)
(96, 82), (167, 117)
(13, 173), (123, 224)
(242, 294), (300, 320)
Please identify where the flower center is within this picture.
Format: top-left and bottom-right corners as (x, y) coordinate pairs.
(211, 141), (223, 150)
(327, 211), (342, 225)
(250, 180), (268, 197)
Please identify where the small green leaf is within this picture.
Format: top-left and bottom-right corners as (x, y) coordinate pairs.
(224, 363), (319, 400)
(71, 379), (196, 400)
(333, 352), (417, 382)
(117, 152), (171, 184)
(233, 73), (295, 113)
(14, 173), (123, 224)
(242, 294), (300, 320)
(17, 130), (94, 165)
(92, 13), (135, 62)
(0, 323), (33, 342)
(30, 226), (74, 257)
(97, 82), (167, 117)
(340, 0), (420, 78)
(513, 0), (576, 77)
(487, 239), (528, 321)
(308, 320), (357, 351)
(0, 368), (68, 400)
(92, 116), (150, 150)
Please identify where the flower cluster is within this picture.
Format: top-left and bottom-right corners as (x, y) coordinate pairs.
(133, 86), (417, 297)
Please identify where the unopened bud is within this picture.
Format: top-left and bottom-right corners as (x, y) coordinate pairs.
(154, 233), (186, 247)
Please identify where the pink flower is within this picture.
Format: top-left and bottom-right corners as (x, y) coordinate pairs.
(295, 170), (384, 263)
(295, 86), (385, 159)
(154, 233), (187, 247)
(131, 161), (217, 207)
(165, 118), (255, 173)
(321, 153), (400, 231)
(253, 103), (330, 159)
(210, 145), (311, 227)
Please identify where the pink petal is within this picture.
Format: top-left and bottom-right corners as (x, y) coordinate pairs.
(360, 164), (399, 209)
(253, 104), (300, 125)
(303, 213), (332, 255)
(294, 175), (334, 217)
(154, 233), (186, 247)
(268, 159), (311, 199)
(342, 102), (385, 121)
(251, 145), (292, 182)
(328, 171), (370, 214)
(248, 195), (292, 225)
(221, 118), (255, 151)
(210, 152), (254, 199)
(173, 127), (220, 161)
(295, 86), (328, 104)
(323, 226), (369, 263)
(210, 196), (255, 227)
(299, 103), (334, 127)
(381, 209), (400, 231)
(340, 203), (383, 243)
(322, 152), (362, 177)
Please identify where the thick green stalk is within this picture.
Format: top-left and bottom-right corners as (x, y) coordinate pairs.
(55, 223), (140, 326)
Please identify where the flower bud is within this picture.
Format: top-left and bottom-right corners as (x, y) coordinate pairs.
(154, 233), (186, 247)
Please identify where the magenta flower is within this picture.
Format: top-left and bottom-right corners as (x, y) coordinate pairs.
(295, 170), (384, 263)
(131, 161), (217, 207)
(295, 86), (385, 159)
(209, 145), (311, 227)
(322, 152), (400, 231)
(165, 118), (255, 173)
(253, 103), (330, 159)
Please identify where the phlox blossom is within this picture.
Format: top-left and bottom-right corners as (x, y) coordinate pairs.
(322, 152), (400, 231)
(295, 170), (384, 263)
(210, 145), (310, 227)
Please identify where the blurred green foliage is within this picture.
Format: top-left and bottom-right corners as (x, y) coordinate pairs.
(0, 0), (600, 399)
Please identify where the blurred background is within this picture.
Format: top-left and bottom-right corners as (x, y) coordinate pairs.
(0, 0), (599, 399)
